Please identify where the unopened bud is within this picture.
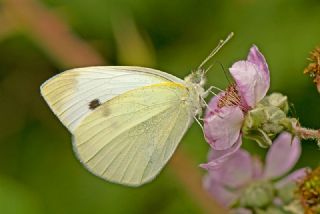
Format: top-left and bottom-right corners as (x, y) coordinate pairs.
(255, 206), (287, 214)
(284, 200), (304, 214)
(259, 93), (289, 114)
(242, 106), (287, 147)
(240, 181), (275, 208)
(277, 182), (297, 204)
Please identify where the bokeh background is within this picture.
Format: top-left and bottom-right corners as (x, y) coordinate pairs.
(0, 0), (319, 213)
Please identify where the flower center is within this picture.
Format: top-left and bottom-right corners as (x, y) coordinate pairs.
(304, 46), (320, 77)
(297, 167), (320, 213)
(217, 83), (248, 111)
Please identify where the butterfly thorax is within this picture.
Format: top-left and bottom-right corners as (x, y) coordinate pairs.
(184, 69), (207, 117)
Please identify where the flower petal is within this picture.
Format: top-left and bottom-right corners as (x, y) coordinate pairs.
(229, 61), (269, 107)
(200, 137), (242, 170)
(204, 106), (244, 150)
(252, 156), (263, 179)
(203, 175), (239, 207)
(247, 45), (270, 87)
(231, 208), (253, 214)
(263, 132), (301, 179)
(275, 168), (308, 189)
(205, 91), (225, 117)
(202, 147), (253, 189)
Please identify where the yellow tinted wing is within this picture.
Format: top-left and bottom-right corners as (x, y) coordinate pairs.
(73, 82), (192, 186)
(40, 66), (183, 132)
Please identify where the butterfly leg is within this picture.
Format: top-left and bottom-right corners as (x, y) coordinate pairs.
(200, 95), (218, 113)
(205, 85), (224, 96)
(200, 96), (208, 107)
(194, 115), (209, 141)
(194, 116), (204, 131)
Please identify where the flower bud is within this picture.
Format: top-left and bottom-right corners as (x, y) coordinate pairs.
(243, 129), (272, 148)
(260, 106), (286, 134)
(240, 181), (275, 208)
(255, 206), (287, 214)
(283, 200), (304, 214)
(259, 93), (289, 114)
(277, 182), (297, 204)
(242, 106), (287, 147)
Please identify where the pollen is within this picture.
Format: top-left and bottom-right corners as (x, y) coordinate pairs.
(297, 167), (320, 214)
(217, 83), (247, 111)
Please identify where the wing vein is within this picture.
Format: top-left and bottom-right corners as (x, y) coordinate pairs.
(141, 104), (182, 181)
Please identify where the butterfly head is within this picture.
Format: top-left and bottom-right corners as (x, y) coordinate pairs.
(185, 33), (234, 88)
(184, 69), (206, 87)
(185, 32), (233, 88)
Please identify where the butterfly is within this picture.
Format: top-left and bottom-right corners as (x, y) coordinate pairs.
(40, 33), (233, 187)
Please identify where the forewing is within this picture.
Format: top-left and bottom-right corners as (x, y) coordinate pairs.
(40, 66), (183, 132)
(73, 82), (192, 186)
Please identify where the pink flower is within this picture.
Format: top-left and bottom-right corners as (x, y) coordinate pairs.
(203, 132), (306, 207)
(201, 45), (270, 169)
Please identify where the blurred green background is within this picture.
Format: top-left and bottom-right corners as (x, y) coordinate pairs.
(0, 0), (319, 213)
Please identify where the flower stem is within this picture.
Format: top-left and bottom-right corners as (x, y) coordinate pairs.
(170, 149), (229, 214)
(294, 125), (320, 140)
(3, 0), (105, 67)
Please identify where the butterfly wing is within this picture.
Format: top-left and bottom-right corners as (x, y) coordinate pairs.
(73, 82), (193, 186)
(40, 66), (184, 132)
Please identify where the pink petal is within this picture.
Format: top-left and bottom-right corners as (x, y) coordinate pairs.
(252, 156), (263, 179)
(204, 106), (244, 150)
(247, 45), (270, 87)
(229, 61), (269, 108)
(202, 146), (253, 189)
(273, 198), (283, 206)
(203, 175), (239, 207)
(263, 132), (301, 179)
(200, 137), (242, 170)
(205, 91), (225, 117)
(231, 208), (253, 214)
(275, 168), (308, 188)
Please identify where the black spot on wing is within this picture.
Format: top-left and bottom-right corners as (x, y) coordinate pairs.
(89, 99), (101, 110)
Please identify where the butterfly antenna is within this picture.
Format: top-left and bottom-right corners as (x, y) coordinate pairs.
(198, 32), (234, 70)
(204, 63), (214, 75)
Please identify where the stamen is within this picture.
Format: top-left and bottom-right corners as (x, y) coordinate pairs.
(297, 167), (320, 213)
(304, 46), (320, 92)
(217, 83), (247, 111)
(304, 46), (320, 77)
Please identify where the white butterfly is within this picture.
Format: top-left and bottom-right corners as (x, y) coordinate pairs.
(40, 33), (233, 186)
